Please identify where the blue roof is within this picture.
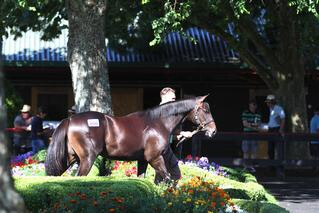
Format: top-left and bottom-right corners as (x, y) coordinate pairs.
(1, 28), (239, 64)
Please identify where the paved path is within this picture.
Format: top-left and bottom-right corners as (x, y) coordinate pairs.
(257, 175), (319, 213)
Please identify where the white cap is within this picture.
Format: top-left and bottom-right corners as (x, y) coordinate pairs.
(265, 94), (276, 102)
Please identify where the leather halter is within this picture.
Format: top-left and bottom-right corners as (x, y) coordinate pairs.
(176, 104), (215, 147)
(193, 104), (214, 129)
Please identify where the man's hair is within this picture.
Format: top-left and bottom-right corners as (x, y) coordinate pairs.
(160, 87), (175, 97)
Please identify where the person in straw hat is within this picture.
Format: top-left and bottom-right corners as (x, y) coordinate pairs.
(13, 104), (32, 154)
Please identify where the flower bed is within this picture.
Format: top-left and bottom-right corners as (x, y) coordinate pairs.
(12, 152), (288, 212)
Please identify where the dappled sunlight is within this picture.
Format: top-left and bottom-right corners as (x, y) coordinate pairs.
(276, 72), (286, 81)
(291, 113), (306, 131)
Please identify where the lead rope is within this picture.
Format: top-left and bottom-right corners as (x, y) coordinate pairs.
(175, 118), (214, 148)
(175, 125), (202, 148)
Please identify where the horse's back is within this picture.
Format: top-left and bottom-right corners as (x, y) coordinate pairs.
(102, 113), (148, 160)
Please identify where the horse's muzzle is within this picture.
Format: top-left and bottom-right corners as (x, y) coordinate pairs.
(205, 128), (217, 138)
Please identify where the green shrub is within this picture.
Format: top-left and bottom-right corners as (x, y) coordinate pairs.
(233, 199), (289, 213)
(4, 79), (23, 127)
(223, 167), (257, 183)
(14, 162), (286, 212)
(15, 177), (163, 212)
(33, 150), (47, 162)
(15, 176), (286, 213)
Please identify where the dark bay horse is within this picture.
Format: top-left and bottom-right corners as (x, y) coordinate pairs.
(45, 95), (217, 182)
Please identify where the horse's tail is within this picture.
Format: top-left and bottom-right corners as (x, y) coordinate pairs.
(45, 118), (69, 176)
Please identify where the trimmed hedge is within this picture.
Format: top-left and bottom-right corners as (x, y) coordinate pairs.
(15, 177), (161, 211)
(233, 199), (289, 213)
(14, 164), (287, 212)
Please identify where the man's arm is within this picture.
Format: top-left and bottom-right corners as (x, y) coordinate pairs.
(279, 107), (286, 135)
(14, 116), (29, 130)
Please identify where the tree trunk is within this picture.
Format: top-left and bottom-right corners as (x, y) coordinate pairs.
(67, 0), (112, 114)
(0, 53), (25, 211)
(274, 66), (310, 159)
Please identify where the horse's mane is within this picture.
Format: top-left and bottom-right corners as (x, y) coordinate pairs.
(138, 98), (197, 120)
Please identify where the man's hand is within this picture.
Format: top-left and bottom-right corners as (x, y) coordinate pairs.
(177, 131), (194, 140)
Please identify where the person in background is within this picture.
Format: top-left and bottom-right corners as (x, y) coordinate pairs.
(265, 94), (285, 160)
(13, 104), (32, 154)
(241, 99), (261, 172)
(31, 106), (48, 154)
(310, 106), (319, 159)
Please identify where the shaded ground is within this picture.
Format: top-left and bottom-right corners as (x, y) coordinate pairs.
(256, 169), (319, 213)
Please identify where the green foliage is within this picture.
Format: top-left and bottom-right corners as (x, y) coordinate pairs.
(15, 177), (163, 212)
(0, 0), (66, 39)
(233, 199), (289, 213)
(14, 173), (286, 212)
(149, 0), (191, 46)
(93, 156), (114, 176)
(32, 150), (47, 162)
(4, 79), (23, 127)
(290, 0), (319, 17)
(223, 167), (258, 183)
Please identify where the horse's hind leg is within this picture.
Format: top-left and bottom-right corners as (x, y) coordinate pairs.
(148, 155), (170, 184)
(76, 153), (98, 176)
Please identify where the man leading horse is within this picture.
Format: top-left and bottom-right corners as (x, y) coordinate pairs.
(138, 87), (199, 183)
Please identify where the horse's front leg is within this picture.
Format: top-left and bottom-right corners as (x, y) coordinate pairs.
(148, 155), (170, 184)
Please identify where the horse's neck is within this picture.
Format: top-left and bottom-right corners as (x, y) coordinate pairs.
(161, 114), (186, 133)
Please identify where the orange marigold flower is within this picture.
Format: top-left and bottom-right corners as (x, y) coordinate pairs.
(220, 202), (225, 206)
(53, 203), (60, 209)
(220, 191), (225, 197)
(211, 202), (216, 208)
(167, 187), (174, 193)
(211, 192), (217, 197)
(69, 199), (77, 204)
(80, 194), (87, 200)
(100, 191), (107, 196)
(188, 189), (194, 194)
(112, 197), (124, 203)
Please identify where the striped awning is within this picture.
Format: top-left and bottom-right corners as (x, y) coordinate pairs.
(1, 27), (239, 64)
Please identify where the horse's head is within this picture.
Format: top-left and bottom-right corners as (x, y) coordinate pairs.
(188, 95), (217, 138)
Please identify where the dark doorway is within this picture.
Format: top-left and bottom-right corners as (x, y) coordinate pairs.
(38, 94), (68, 120)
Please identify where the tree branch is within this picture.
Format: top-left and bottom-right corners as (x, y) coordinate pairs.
(196, 21), (278, 90)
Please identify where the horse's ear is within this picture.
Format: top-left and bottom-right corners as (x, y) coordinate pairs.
(197, 94), (209, 103)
